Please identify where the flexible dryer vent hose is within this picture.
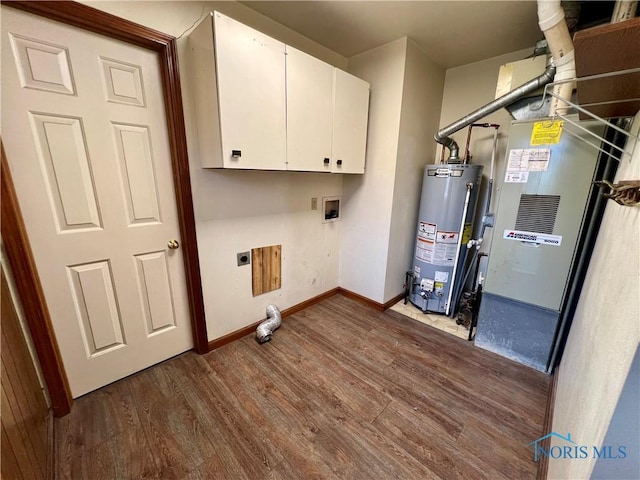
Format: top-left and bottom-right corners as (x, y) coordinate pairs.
(256, 304), (282, 343)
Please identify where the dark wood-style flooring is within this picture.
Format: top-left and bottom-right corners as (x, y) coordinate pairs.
(55, 294), (549, 479)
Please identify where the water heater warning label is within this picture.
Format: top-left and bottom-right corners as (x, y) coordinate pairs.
(503, 229), (563, 246)
(416, 236), (458, 266)
(418, 222), (436, 241)
(433, 244), (458, 266)
(416, 237), (435, 263)
(436, 231), (459, 244)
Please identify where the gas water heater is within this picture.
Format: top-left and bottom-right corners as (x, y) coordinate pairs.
(408, 164), (483, 315)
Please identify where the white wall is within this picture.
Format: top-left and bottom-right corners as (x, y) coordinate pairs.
(591, 346), (640, 480)
(339, 38), (407, 303)
(339, 38), (445, 304)
(438, 47), (531, 161)
(548, 113), (640, 480)
(384, 39), (445, 302)
(85, 1), (347, 68)
(86, 1), (348, 339)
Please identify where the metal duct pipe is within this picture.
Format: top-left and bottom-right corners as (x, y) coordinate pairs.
(434, 65), (556, 162)
(256, 304), (282, 343)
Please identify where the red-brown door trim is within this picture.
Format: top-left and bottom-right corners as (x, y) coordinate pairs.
(2, 1), (209, 415)
(1, 147), (73, 417)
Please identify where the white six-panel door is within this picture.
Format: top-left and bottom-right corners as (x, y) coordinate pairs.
(1, 8), (193, 397)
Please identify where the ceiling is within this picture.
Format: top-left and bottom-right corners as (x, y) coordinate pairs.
(240, 1), (544, 68)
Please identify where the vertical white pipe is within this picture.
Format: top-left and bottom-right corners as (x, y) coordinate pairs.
(446, 183), (472, 316)
(537, 0), (575, 115)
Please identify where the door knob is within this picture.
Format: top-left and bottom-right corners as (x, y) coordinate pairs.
(167, 239), (180, 250)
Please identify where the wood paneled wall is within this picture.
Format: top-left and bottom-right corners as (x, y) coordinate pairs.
(1, 267), (52, 479)
(251, 245), (282, 296)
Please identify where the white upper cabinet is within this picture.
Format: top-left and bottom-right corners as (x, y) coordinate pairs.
(189, 12), (369, 174)
(189, 12), (286, 170)
(332, 69), (370, 174)
(285, 45), (334, 172)
(188, 14), (223, 168)
(214, 12), (286, 170)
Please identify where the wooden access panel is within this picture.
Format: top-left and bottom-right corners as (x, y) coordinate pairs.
(251, 245), (282, 296)
(574, 17), (640, 119)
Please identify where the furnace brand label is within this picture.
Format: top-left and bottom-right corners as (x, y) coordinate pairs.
(503, 229), (563, 246)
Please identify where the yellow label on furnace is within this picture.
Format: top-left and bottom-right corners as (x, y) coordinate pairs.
(462, 223), (473, 245)
(530, 120), (563, 146)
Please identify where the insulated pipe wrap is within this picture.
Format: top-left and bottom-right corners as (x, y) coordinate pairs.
(537, 0), (565, 31)
(256, 304), (282, 343)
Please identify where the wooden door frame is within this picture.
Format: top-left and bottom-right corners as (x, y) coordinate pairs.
(1, 1), (209, 416)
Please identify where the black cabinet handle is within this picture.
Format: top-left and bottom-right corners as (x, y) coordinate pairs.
(323, 158), (330, 164)
(336, 159), (343, 166)
(232, 150), (242, 158)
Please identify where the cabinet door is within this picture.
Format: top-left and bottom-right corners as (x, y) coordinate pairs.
(332, 69), (370, 174)
(214, 12), (286, 170)
(285, 46), (333, 172)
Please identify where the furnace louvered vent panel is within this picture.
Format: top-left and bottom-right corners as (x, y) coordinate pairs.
(514, 194), (561, 234)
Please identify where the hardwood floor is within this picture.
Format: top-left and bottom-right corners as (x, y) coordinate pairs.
(55, 294), (549, 479)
